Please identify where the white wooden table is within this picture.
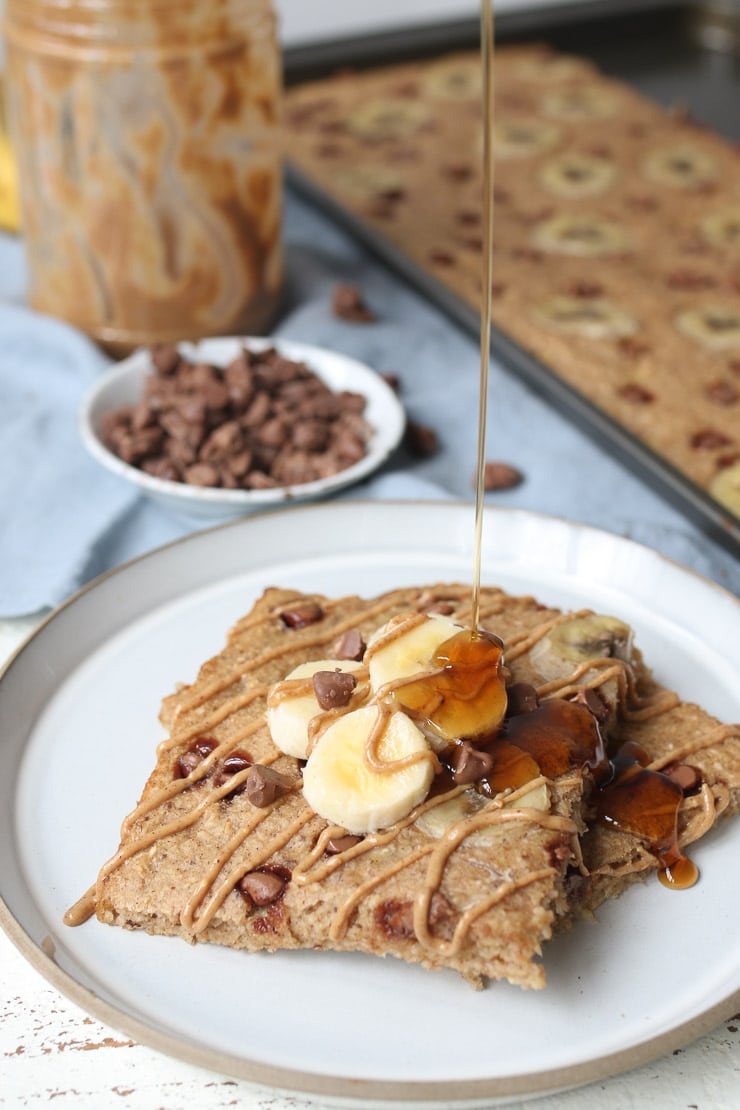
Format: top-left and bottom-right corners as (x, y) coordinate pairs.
(2, 615), (738, 1109)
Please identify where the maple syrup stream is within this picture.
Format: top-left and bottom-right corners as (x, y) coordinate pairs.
(471, 0), (495, 635)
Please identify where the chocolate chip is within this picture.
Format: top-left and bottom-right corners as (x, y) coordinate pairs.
(334, 628), (366, 661)
(405, 421), (438, 458)
(705, 380), (738, 405)
(221, 750), (252, 775)
(176, 750), (204, 778)
(245, 764), (292, 808)
(280, 601), (324, 629)
(691, 428), (733, 450)
(193, 737), (220, 757)
(618, 383), (655, 404)
(426, 600), (456, 616)
(429, 249), (455, 266)
(617, 337), (651, 359)
(376, 899), (415, 939)
(428, 891), (455, 927)
(451, 741), (495, 785)
(150, 344), (181, 375)
(569, 280), (604, 298)
(326, 834), (362, 855)
(312, 669), (358, 710)
(666, 269), (715, 290)
(480, 461), (523, 491)
(238, 870), (288, 906)
(662, 762), (702, 794)
(569, 687), (610, 723)
(332, 283), (376, 323)
(506, 683), (539, 717)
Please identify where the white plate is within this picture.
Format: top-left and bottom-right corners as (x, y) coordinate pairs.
(0, 503), (738, 1106)
(79, 338), (405, 522)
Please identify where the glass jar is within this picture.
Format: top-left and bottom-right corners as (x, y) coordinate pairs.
(4, 0), (283, 351)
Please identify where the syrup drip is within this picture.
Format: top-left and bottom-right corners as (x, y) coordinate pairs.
(391, 629), (507, 742)
(470, 0), (495, 634)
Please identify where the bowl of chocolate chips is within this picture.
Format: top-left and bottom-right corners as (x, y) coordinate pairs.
(80, 337), (405, 521)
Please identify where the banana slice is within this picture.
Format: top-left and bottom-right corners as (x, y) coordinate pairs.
(643, 145), (717, 190)
(424, 58), (481, 100)
(531, 295), (639, 339)
(710, 460), (740, 516)
(346, 98), (430, 141)
(529, 614), (633, 685)
(493, 119), (561, 160)
(368, 613), (462, 692)
(532, 214), (633, 257)
(302, 706), (434, 834)
(675, 304), (740, 351)
(699, 207), (740, 250)
(512, 55), (592, 84)
(539, 153), (615, 198)
(541, 86), (618, 121)
(267, 659), (364, 760)
(333, 163), (405, 200)
(415, 781), (549, 844)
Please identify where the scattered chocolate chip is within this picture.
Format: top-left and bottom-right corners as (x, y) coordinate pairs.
(691, 428), (733, 450)
(617, 337), (651, 359)
(326, 834), (362, 855)
(150, 344), (181, 375)
(334, 628), (366, 661)
(312, 669), (358, 710)
(332, 283), (376, 323)
(569, 687), (610, 724)
(705, 380), (738, 405)
(480, 461), (523, 492)
(238, 869), (288, 906)
(245, 764), (292, 808)
(221, 750), (252, 775)
(426, 600), (456, 616)
(452, 741), (495, 785)
(381, 372), (401, 393)
(280, 601), (324, 629)
(405, 421), (438, 458)
(665, 269), (715, 291)
(443, 163), (474, 181)
(569, 280), (604, 298)
(193, 737), (220, 757)
(506, 683), (539, 717)
(429, 249), (455, 267)
(618, 383), (655, 404)
(175, 736), (219, 780)
(428, 891), (455, 927)
(662, 762), (702, 794)
(376, 899), (415, 939)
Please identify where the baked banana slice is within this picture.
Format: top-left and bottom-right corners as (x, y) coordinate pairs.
(423, 57), (481, 100)
(710, 461), (740, 516)
(346, 97), (430, 141)
(539, 152), (615, 198)
(643, 145), (717, 190)
(675, 304), (740, 351)
(493, 119), (561, 159)
(699, 206), (740, 250)
(541, 85), (618, 121)
(532, 214), (633, 257)
(531, 295), (639, 339)
(415, 780), (550, 845)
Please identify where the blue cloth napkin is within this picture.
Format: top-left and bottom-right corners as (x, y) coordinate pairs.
(1, 192), (738, 616)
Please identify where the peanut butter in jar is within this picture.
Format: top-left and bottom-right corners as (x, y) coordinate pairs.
(4, 0), (283, 351)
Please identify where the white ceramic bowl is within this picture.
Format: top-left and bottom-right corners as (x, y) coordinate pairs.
(79, 336), (406, 522)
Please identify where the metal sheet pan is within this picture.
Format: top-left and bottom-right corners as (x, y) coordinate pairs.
(285, 0), (740, 557)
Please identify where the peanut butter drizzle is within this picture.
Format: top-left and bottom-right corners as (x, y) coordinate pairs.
(175, 591), (422, 716)
(63, 885), (97, 927)
(505, 610), (593, 661)
(192, 810), (315, 934)
(646, 724), (740, 770)
(159, 685), (270, 752)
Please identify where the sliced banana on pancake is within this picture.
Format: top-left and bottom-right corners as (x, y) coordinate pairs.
(423, 57), (481, 100)
(512, 54), (592, 84)
(699, 207), (740, 250)
(643, 145), (717, 190)
(530, 614), (633, 682)
(332, 163), (406, 199)
(493, 119), (561, 159)
(415, 781), (550, 846)
(531, 295), (639, 339)
(539, 152), (615, 198)
(675, 304), (740, 350)
(346, 97), (430, 141)
(710, 460), (740, 516)
(541, 85), (618, 121)
(532, 214), (633, 257)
